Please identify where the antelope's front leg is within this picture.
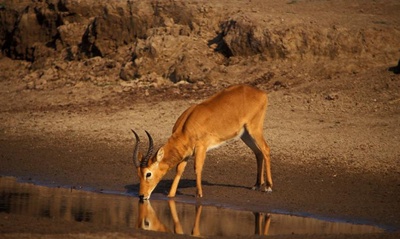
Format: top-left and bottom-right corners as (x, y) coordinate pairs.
(168, 161), (188, 197)
(194, 146), (206, 198)
(263, 142), (273, 192)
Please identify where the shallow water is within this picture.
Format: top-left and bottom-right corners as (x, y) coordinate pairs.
(0, 176), (385, 237)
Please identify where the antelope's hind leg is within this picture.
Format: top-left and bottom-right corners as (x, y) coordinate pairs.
(241, 127), (273, 192)
(241, 129), (265, 190)
(194, 146), (207, 198)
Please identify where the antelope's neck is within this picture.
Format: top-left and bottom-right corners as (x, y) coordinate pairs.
(162, 134), (194, 169)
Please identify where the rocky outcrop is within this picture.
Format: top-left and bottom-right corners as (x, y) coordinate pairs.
(0, 0), (399, 89)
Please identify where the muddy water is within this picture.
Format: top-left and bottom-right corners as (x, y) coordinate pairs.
(0, 176), (384, 237)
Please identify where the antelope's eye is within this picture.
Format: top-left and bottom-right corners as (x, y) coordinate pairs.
(146, 172), (152, 178)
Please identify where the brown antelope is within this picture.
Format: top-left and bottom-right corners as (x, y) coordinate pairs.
(137, 200), (170, 233)
(137, 199), (271, 237)
(132, 84), (272, 200)
(137, 200), (202, 236)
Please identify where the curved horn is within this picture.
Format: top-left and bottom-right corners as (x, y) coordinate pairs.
(141, 130), (154, 168)
(131, 129), (141, 168)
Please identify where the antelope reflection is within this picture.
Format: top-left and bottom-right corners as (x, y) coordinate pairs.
(254, 212), (272, 235)
(0, 177), (385, 236)
(137, 200), (271, 236)
(137, 200), (170, 233)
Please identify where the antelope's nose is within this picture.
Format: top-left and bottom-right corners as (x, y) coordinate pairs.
(139, 194), (144, 201)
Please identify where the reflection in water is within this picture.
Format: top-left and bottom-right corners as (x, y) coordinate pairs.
(0, 176), (385, 237)
(0, 177), (136, 227)
(137, 200), (384, 236)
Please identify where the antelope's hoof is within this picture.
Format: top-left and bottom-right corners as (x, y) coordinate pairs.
(252, 184), (262, 191)
(264, 187), (273, 193)
(252, 184), (272, 193)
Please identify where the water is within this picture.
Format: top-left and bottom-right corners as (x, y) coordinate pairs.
(0, 176), (385, 237)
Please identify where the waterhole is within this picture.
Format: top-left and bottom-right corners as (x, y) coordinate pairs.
(0, 176), (385, 237)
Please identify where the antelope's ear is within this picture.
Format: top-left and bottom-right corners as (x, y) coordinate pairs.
(134, 152), (143, 170)
(137, 152), (143, 163)
(156, 147), (164, 162)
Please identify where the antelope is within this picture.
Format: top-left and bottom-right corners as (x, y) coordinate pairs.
(137, 200), (170, 233)
(137, 200), (202, 236)
(132, 84), (272, 200)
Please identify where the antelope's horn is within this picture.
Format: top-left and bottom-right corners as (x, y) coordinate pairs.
(141, 130), (154, 168)
(131, 129), (141, 168)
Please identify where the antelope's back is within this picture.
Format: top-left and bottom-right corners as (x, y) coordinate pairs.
(177, 84), (267, 139)
(200, 84), (267, 113)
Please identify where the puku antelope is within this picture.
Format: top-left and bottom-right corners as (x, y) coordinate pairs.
(137, 200), (202, 236)
(132, 84), (272, 200)
(137, 200), (271, 236)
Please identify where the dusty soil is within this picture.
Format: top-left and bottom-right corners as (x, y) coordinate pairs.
(1, 0), (400, 238)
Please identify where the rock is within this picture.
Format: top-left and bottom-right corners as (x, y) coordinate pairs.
(325, 93), (339, 101)
(2, 1), (60, 61)
(119, 62), (137, 81)
(388, 59), (400, 74)
(26, 81), (35, 90)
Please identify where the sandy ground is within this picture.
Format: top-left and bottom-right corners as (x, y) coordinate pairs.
(1, 66), (400, 238)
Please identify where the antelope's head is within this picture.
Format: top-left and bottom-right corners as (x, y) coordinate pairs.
(132, 130), (167, 200)
(137, 200), (170, 232)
